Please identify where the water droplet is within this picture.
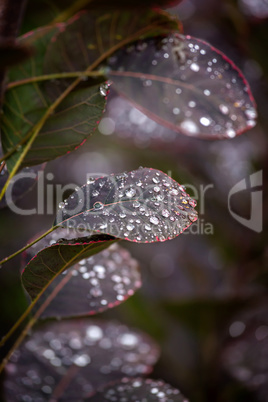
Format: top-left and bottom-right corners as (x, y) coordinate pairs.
(219, 104), (229, 115)
(188, 213), (198, 222)
(125, 188), (136, 198)
(92, 190), (99, 197)
(93, 201), (104, 210)
(73, 354), (91, 367)
(173, 107), (180, 115)
(245, 107), (257, 120)
(190, 63), (200, 72)
(100, 83), (109, 97)
(180, 120), (200, 135)
(161, 209), (170, 218)
(226, 128), (236, 138)
(188, 100), (196, 108)
(170, 189), (179, 196)
(153, 186), (160, 193)
(150, 216), (159, 225)
(58, 202), (65, 209)
(126, 224), (135, 231)
(204, 89), (211, 96)
(87, 177), (95, 184)
(200, 116), (211, 126)
(86, 325), (103, 341)
(119, 212), (126, 218)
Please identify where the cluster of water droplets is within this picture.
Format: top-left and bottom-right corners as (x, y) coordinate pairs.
(56, 168), (198, 243)
(5, 320), (159, 401)
(89, 377), (189, 401)
(35, 243), (141, 318)
(108, 33), (257, 139)
(100, 81), (112, 97)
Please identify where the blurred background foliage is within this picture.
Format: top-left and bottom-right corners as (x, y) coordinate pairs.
(0, 0), (267, 401)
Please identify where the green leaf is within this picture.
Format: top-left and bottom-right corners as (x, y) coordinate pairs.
(21, 233), (116, 300)
(0, 24), (106, 171)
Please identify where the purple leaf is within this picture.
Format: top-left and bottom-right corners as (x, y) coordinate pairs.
(107, 33), (257, 139)
(55, 167), (198, 243)
(87, 377), (189, 401)
(4, 319), (159, 401)
(21, 231), (116, 300)
(23, 230), (141, 317)
(222, 305), (268, 401)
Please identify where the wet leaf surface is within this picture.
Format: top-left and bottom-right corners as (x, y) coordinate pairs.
(1, 9), (181, 172)
(43, 9), (181, 97)
(23, 230), (141, 317)
(88, 377), (189, 401)
(222, 305), (268, 401)
(108, 33), (257, 139)
(55, 167), (198, 243)
(4, 319), (159, 401)
(21, 232), (116, 300)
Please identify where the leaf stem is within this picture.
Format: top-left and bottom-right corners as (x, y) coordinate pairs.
(7, 70), (106, 89)
(0, 22), (169, 187)
(0, 225), (57, 266)
(0, 161), (6, 174)
(0, 76), (82, 201)
(52, 0), (94, 23)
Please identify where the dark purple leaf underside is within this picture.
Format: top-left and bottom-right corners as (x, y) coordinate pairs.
(0, 163), (44, 209)
(55, 167), (198, 243)
(21, 233), (116, 300)
(27, 242), (141, 318)
(88, 377), (188, 401)
(107, 33), (257, 139)
(4, 319), (159, 401)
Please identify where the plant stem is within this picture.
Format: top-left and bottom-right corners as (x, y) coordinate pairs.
(0, 161), (5, 174)
(0, 19), (165, 166)
(7, 70), (106, 89)
(0, 225), (58, 266)
(0, 75), (82, 201)
(52, 0), (93, 23)
(0, 244), (96, 373)
(0, 303), (34, 348)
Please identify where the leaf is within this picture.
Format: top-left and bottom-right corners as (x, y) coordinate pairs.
(88, 377), (189, 401)
(222, 304), (268, 401)
(55, 167), (198, 243)
(0, 27), (106, 172)
(4, 319), (159, 401)
(43, 9), (182, 97)
(104, 89), (180, 147)
(0, 146), (45, 209)
(1, 9), (181, 172)
(107, 33), (258, 139)
(1, 25), (106, 171)
(23, 231), (141, 317)
(21, 231), (116, 300)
